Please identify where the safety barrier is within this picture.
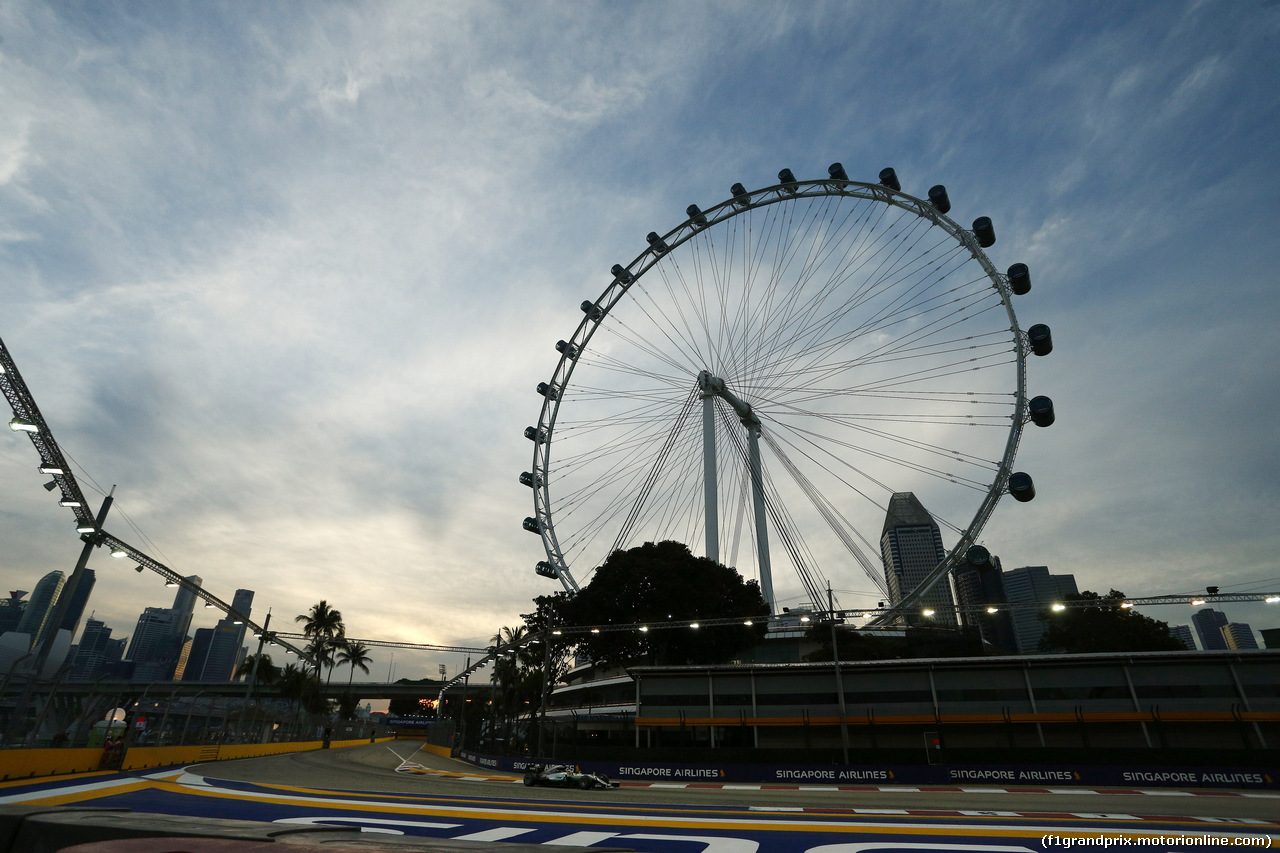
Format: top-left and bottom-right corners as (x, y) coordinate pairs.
(0, 805), (624, 853)
(0, 737), (396, 781)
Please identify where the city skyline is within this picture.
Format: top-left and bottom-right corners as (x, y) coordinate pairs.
(3, 2), (1279, 683)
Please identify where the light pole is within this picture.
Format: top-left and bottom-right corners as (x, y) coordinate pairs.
(535, 631), (552, 758)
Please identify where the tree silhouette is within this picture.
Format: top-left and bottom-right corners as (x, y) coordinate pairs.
(296, 600), (345, 685)
(337, 640), (373, 688)
(1039, 590), (1186, 654)
(532, 540), (768, 668)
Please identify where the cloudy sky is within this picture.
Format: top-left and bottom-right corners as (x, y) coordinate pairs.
(3, 0), (1278, 683)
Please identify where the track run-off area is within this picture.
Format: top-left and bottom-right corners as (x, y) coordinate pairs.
(1, 741), (1276, 852)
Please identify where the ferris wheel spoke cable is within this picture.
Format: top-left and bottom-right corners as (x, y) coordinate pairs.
(609, 386), (699, 554)
(776, 418), (995, 491)
(719, 418), (826, 607)
(767, 423), (971, 539)
(747, 212), (947, 386)
(743, 243), (977, 398)
(763, 269), (996, 393)
(761, 429), (889, 596)
(769, 405), (1003, 473)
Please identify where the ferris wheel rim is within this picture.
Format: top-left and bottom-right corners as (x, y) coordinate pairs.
(529, 174), (1031, 603)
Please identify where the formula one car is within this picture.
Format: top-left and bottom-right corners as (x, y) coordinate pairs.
(522, 764), (616, 789)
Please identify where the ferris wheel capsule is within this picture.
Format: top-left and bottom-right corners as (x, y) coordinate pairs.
(1007, 263), (1031, 295)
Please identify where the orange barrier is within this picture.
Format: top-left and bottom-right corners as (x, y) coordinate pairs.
(0, 748), (104, 781)
(0, 737), (397, 780)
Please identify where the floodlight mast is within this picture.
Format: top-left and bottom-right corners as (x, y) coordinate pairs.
(697, 370), (774, 613)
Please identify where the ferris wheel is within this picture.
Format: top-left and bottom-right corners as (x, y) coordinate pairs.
(522, 165), (1054, 619)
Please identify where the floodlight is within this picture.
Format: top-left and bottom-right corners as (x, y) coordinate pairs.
(39, 464), (63, 475)
(110, 547), (127, 558)
(1190, 599), (1206, 606)
(922, 609), (935, 617)
(689, 622), (700, 629)
(60, 500), (82, 508)
(1051, 603), (1066, 612)
(986, 606), (999, 614)
(9, 417), (37, 432)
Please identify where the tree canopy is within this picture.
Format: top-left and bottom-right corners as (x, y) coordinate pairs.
(1038, 589), (1186, 654)
(531, 541), (769, 668)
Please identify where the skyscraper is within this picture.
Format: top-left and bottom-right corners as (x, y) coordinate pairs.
(1002, 566), (1079, 654)
(15, 571), (65, 651)
(1192, 608), (1230, 651)
(880, 493), (958, 627)
(951, 554), (1018, 653)
(169, 575), (202, 643)
(69, 616), (118, 680)
(1168, 624), (1196, 650)
(126, 607), (180, 680)
(195, 589), (254, 682)
(1222, 623), (1258, 650)
(56, 568), (96, 638)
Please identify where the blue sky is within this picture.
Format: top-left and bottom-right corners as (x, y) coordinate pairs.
(2, 0), (1278, 681)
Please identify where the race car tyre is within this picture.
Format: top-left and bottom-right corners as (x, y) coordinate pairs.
(524, 773), (536, 787)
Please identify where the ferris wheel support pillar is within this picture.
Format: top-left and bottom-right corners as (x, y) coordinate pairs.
(701, 390), (719, 564)
(699, 370), (775, 613)
(746, 423), (776, 613)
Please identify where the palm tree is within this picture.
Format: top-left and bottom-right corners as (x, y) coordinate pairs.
(278, 662), (312, 724)
(235, 653), (280, 686)
(336, 640), (373, 688)
(296, 601), (345, 683)
(336, 640), (373, 721)
(489, 625), (527, 750)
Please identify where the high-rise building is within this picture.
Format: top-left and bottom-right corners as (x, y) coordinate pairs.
(951, 554), (1018, 653)
(169, 575), (202, 643)
(56, 568), (96, 638)
(15, 571), (65, 651)
(1192, 608), (1230, 651)
(191, 589), (254, 682)
(182, 628), (215, 681)
(1261, 628), (1280, 649)
(1002, 566), (1079, 654)
(69, 616), (117, 680)
(126, 607), (181, 680)
(1221, 623), (1258, 650)
(1168, 624), (1196, 650)
(0, 590), (28, 635)
(880, 493), (958, 627)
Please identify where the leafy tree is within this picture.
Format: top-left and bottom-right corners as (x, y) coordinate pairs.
(1038, 590), (1186, 654)
(532, 541), (769, 669)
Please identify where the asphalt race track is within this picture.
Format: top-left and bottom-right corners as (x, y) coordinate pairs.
(2, 741), (1277, 852)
